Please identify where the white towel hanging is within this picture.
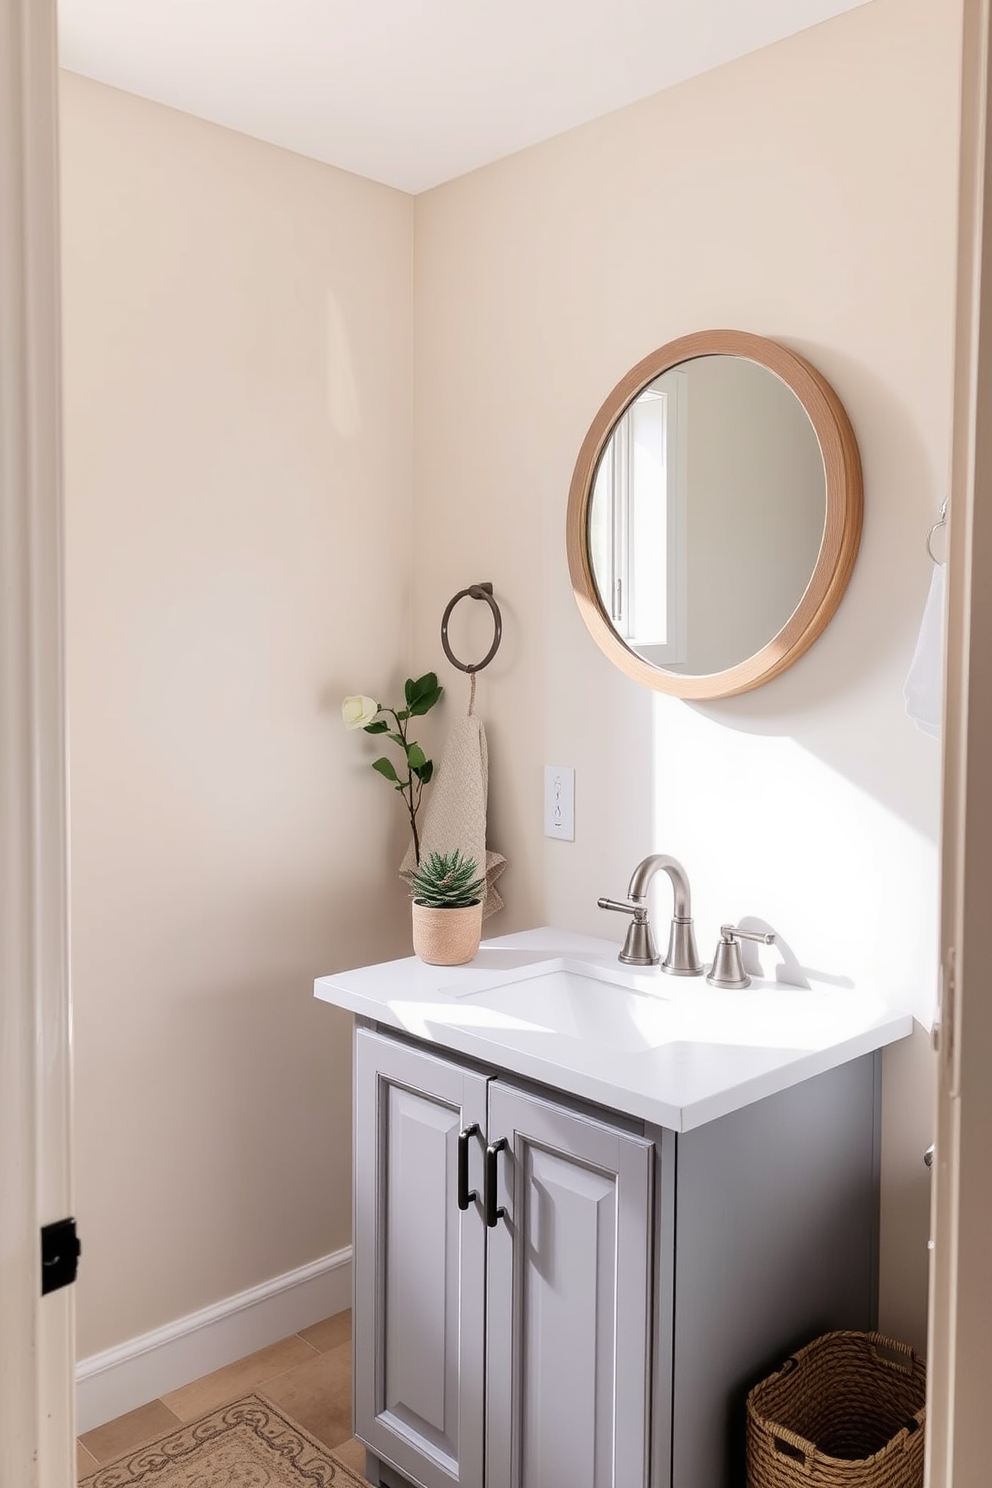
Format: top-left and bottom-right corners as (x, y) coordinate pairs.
(904, 564), (945, 740)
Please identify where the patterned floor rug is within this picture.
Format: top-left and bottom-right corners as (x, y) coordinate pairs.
(79, 1394), (370, 1488)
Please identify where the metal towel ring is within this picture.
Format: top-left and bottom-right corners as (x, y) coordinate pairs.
(926, 500), (948, 565)
(440, 583), (503, 674)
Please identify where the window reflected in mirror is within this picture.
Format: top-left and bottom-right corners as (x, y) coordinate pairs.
(589, 370), (686, 664)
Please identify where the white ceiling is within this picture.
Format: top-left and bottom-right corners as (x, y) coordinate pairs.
(57, 0), (875, 195)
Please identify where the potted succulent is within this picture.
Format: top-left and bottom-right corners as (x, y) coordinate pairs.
(408, 849), (486, 966)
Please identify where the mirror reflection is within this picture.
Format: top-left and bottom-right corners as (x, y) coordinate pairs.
(588, 355), (827, 677)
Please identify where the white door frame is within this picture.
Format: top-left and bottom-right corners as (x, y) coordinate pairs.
(0, 0), (76, 1483)
(927, 0), (992, 1483)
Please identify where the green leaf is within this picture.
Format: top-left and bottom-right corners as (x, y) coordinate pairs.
(407, 742), (427, 770)
(395, 708), (410, 723)
(413, 759), (434, 784)
(404, 677), (415, 706)
(408, 686), (442, 716)
(408, 671), (438, 702)
(371, 757), (399, 783)
(363, 719), (389, 734)
(387, 732), (406, 747)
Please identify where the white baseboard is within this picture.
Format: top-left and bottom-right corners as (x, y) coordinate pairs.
(76, 1246), (352, 1434)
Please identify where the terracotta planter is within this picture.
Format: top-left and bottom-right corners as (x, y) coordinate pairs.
(412, 899), (483, 966)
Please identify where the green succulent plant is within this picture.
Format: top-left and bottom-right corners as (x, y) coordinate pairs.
(408, 849), (485, 909)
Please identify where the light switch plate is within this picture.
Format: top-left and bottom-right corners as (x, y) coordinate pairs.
(544, 766), (575, 841)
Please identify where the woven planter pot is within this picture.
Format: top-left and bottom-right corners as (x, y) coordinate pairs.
(412, 900), (483, 966)
(747, 1331), (926, 1488)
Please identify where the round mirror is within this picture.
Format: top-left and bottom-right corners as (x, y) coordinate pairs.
(566, 330), (863, 699)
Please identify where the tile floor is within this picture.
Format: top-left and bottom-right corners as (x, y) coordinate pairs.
(76, 1309), (367, 1482)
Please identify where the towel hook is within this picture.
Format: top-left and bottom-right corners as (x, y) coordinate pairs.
(926, 500), (948, 565)
(440, 583), (502, 674)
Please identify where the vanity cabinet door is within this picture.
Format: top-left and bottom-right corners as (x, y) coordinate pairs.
(484, 1083), (654, 1488)
(354, 1027), (490, 1488)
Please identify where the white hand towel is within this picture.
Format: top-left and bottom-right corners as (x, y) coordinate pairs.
(401, 714), (507, 919)
(904, 565), (945, 740)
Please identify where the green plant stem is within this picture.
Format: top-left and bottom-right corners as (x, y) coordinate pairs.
(386, 709), (422, 865)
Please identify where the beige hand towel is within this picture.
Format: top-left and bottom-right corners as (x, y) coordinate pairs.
(401, 715), (506, 919)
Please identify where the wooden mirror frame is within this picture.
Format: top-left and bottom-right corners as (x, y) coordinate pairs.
(566, 330), (863, 699)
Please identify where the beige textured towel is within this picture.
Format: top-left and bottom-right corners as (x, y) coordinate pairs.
(401, 714), (506, 919)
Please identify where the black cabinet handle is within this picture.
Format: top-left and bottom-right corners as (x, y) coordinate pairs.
(485, 1138), (507, 1228)
(458, 1123), (480, 1211)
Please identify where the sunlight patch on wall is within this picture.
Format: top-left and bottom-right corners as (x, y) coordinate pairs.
(650, 694), (939, 1029)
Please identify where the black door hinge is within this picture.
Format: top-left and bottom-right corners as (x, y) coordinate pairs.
(41, 1217), (81, 1296)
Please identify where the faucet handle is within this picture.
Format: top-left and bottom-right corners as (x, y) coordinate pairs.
(597, 896), (660, 966)
(597, 896), (641, 916)
(706, 925), (776, 989)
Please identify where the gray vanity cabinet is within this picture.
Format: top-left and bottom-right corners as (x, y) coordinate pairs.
(353, 1022), (879, 1488)
(354, 1026), (653, 1488)
(484, 1081), (653, 1488)
(353, 1028), (488, 1488)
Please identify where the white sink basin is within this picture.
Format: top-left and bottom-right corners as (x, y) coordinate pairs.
(450, 960), (674, 1053)
(440, 954), (890, 1058)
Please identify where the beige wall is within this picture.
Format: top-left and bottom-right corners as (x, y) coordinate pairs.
(412, 0), (960, 1352)
(60, 74), (415, 1357)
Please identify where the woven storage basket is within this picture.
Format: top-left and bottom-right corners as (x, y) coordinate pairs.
(747, 1331), (926, 1488)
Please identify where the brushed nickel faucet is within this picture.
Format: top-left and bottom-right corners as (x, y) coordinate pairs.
(706, 925), (777, 989)
(598, 854), (704, 975)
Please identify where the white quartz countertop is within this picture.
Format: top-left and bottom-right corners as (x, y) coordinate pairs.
(313, 926), (913, 1132)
